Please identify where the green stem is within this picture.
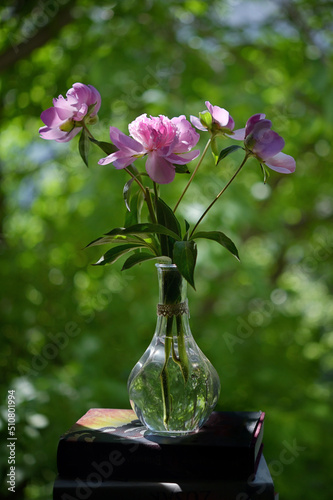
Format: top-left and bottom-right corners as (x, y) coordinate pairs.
(144, 187), (158, 224)
(153, 182), (159, 211)
(123, 167), (147, 197)
(125, 168), (158, 223)
(121, 167), (157, 225)
(173, 315), (189, 383)
(160, 317), (173, 429)
(190, 152), (250, 238)
(153, 181), (167, 257)
(133, 234), (160, 256)
(81, 121), (95, 139)
(173, 138), (211, 213)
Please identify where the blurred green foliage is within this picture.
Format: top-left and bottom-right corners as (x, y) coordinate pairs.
(0, 0), (332, 498)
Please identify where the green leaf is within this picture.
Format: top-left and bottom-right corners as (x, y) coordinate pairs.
(156, 197), (182, 258)
(86, 101), (98, 115)
(89, 137), (118, 155)
(192, 230), (240, 260)
(93, 244), (145, 266)
(216, 145), (243, 165)
(105, 223), (181, 241)
(78, 128), (90, 167)
(173, 240), (197, 289)
(124, 189), (144, 227)
(123, 177), (135, 212)
(211, 136), (219, 158)
(123, 172), (147, 213)
(175, 164), (190, 174)
(183, 219), (190, 241)
(122, 253), (171, 271)
(85, 234), (145, 248)
(260, 163), (270, 184)
(156, 198), (182, 237)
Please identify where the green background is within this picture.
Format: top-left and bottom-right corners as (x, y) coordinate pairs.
(1, 0), (332, 498)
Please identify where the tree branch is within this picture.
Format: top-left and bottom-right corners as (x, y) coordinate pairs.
(0, 2), (76, 73)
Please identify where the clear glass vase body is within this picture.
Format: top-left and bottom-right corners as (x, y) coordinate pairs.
(127, 264), (220, 436)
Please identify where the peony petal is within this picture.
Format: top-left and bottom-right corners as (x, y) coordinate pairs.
(171, 117), (200, 153)
(166, 149), (200, 164)
(109, 127), (144, 153)
(230, 127), (246, 140)
(87, 85), (101, 115)
(245, 113), (266, 137)
(57, 128), (81, 142)
(172, 137), (200, 154)
(128, 113), (149, 144)
(264, 152), (296, 174)
(145, 151), (176, 184)
(53, 94), (70, 108)
(204, 101), (213, 113)
(250, 119), (273, 135)
(74, 103), (88, 121)
(40, 107), (65, 127)
(252, 129), (285, 160)
(190, 115), (207, 131)
(71, 83), (91, 104)
(39, 126), (66, 140)
(226, 115), (235, 131)
(54, 105), (76, 121)
(208, 104), (230, 127)
(98, 150), (132, 165)
(112, 157), (137, 169)
(171, 114), (186, 124)
(39, 126), (81, 142)
(52, 95), (76, 120)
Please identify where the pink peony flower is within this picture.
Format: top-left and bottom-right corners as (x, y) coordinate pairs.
(98, 114), (200, 184)
(190, 101), (235, 135)
(39, 83), (101, 142)
(233, 114), (296, 174)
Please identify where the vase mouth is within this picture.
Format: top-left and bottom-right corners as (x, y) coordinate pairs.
(155, 263), (178, 269)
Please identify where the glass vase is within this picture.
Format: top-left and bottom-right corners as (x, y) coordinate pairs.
(127, 263), (220, 436)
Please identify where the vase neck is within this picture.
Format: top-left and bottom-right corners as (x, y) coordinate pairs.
(156, 264), (187, 305)
(155, 264), (191, 336)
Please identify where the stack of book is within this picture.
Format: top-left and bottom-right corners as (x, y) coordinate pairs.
(53, 408), (278, 499)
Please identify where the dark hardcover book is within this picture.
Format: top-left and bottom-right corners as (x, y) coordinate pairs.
(57, 408), (265, 482)
(54, 455), (274, 500)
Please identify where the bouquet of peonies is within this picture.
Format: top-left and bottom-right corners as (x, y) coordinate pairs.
(39, 82), (296, 288)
